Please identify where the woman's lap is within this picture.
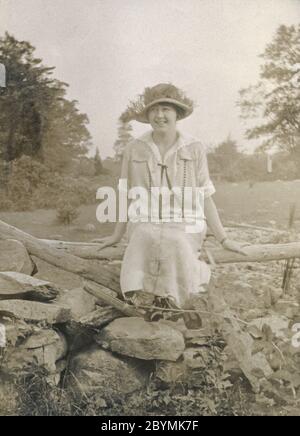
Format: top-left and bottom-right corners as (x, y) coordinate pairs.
(120, 221), (210, 308)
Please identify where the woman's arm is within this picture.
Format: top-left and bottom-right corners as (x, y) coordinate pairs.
(204, 196), (248, 255)
(92, 221), (128, 250)
(204, 196), (227, 243)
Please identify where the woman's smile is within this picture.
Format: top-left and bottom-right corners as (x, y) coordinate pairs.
(154, 119), (168, 127)
(148, 103), (177, 131)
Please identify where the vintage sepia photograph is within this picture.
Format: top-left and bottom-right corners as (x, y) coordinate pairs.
(0, 0), (300, 418)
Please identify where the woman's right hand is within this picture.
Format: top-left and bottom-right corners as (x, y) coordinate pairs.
(92, 235), (120, 251)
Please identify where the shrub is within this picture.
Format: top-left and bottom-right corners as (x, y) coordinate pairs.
(0, 156), (98, 212)
(56, 199), (80, 225)
(0, 191), (14, 211)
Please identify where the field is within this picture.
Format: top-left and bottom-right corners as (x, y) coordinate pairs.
(1, 179), (300, 416)
(1, 180), (299, 241)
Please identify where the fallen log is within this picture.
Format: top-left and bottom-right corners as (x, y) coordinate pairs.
(41, 239), (124, 260)
(83, 280), (143, 318)
(204, 242), (300, 263)
(42, 239), (300, 264)
(0, 272), (59, 302)
(0, 220), (121, 293)
(226, 221), (289, 235)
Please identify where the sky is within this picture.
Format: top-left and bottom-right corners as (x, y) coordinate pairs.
(0, 0), (299, 157)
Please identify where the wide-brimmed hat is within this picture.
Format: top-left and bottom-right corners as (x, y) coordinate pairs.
(120, 83), (194, 124)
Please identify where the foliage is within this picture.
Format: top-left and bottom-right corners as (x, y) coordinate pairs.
(94, 148), (104, 176)
(113, 121), (133, 160)
(56, 200), (80, 225)
(208, 135), (299, 183)
(238, 25), (300, 169)
(14, 354), (253, 417)
(0, 33), (91, 175)
(208, 136), (242, 182)
(0, 155), (96, 212)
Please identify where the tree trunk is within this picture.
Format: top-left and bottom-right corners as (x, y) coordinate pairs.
(0, 219), (121, 293)
(41, 239), (300, 264)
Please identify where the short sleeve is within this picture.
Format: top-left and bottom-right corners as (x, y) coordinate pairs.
(196, 143), (216, 198)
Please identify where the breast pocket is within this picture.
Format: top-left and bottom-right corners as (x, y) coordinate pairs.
(130, 157), (153, 189)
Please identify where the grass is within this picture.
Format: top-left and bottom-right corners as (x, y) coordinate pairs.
(214, 179), (300, 229)
(1, 179), (300, 416)
(0, 180), (299, 242)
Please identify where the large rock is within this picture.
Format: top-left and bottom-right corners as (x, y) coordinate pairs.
(223, 333), (274, 380)
(33, 257), (82, 289)
(0, 329), (68, 376)
(0, 300), (70, 323)
(95, 317), (185, 361)
(0, 271), (60, 302)
(0, 240), (34, 275)
(62, 306), (123, 352)
(68, 346), (148, 399)
(155, 347), (214, 387)
(0, 316), (33, 348)
(54, 287), (97, 320)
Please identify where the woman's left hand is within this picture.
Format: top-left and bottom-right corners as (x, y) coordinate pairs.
(222, 239), (250, 256)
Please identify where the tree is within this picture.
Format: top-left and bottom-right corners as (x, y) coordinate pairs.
(0, 33), (91, 171)
(208, 136), (242, 180)
(113, 121), (133, 160)
(211, 136), (241, 166)
(94, 147), (104, 176)
(238, 25), (300, 163)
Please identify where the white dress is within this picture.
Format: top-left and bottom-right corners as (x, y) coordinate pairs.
(119, 130), (215, 309)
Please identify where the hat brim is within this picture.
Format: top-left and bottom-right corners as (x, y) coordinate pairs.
(135, 98), (193, 123)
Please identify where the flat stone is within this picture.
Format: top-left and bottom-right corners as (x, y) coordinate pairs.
(0, 300), (71, 323)
(95, 317), (185, 361)
(0, 240), (34, 275)
(0, 271), (60, 301)
(68, 346), (148, 399)
(0, 329), (68, 375)
(183, 328), (213, 346)
(54, 287), (97, 320)
(223, 333), (274, 380)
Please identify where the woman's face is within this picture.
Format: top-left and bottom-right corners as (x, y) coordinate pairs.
(147, 103), (177, 133)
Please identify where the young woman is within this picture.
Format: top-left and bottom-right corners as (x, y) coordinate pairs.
(95, 83), (248, 310)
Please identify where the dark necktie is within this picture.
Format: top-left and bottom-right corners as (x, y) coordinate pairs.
(157, 163), (173, 219)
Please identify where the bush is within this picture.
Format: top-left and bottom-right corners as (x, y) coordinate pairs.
(0, 191), (14, 211)
(0, 156), (97, 212)
(56, 199), (80, 225)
